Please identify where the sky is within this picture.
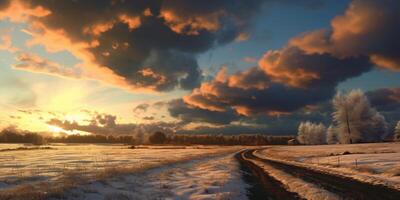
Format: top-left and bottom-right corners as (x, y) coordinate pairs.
(0, 0), (399, 136)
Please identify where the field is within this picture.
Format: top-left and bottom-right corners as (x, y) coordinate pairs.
(0, 144), (244, 199)
(255, 142), (400, 190)
(1, 143), (400, 200)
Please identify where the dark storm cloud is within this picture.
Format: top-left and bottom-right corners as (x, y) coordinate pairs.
(176, 113), (327, 135)
(168, 99), (240, 125)
(291, 0), (400, 71)
(367, 88), (400, 112)
(259, 47), (372, 88)
(184, 47), (371, 116)
(8, 0), (277, 91)
(183, 0), (398, 117)
(366, 87), (400, 134)
(0, 0), (10, 10)
(168, 98), (331, 135)
(0, 0), (328, 91)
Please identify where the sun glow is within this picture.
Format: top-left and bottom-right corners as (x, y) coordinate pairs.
(48, 125), (64, 133)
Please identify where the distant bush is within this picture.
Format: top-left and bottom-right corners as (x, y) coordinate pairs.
(149, 131), (167, 144)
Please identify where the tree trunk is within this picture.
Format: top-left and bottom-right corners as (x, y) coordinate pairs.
(345, 108), (352, 144)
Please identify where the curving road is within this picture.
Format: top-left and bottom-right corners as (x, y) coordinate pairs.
(237, 149), (400, 200)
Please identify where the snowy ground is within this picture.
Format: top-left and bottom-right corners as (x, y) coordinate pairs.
(255, 142), (400, 190)
(243, 154), (339, 200)
(0, 144), (243, 197)
(54, 153), (248, 200)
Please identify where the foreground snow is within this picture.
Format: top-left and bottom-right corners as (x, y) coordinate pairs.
(0, 144), (241, 193)
(256, 142), (400, 190)
(53, 153), (248, 200)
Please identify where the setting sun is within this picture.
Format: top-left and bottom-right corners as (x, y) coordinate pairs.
(48, 125), (64, 133)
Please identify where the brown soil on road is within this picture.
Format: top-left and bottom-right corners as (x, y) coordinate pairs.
(236, 150), (303, 200)
(240, 149), (400, 200)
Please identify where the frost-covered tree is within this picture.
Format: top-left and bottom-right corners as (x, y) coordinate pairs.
(326, 125), (338, 144)
(297, 121), (326, 145)
(395, 121), (400, 141)
(332, 90), (387, 144)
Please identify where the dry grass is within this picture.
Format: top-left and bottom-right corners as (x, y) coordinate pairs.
(0, 148), (239, 200)
(384, 166), (400, 177)
(352, 166), (379, 174)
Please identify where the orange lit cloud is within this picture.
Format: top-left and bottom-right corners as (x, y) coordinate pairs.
(235, 32), (250, 42)
(0, 0), (50, 23)
(0, 0), (264, 93)
(160, 10), (221, 35)
(0, 34), (19, 52)
(259, 48), (320, 88)
(291, 0), (400, 71)
(14, 53), (82, 79)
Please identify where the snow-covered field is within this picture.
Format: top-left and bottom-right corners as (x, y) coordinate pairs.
(56, 153), (248, 200)
(256, 142), (400, 190)
(0, 144), (243, 198)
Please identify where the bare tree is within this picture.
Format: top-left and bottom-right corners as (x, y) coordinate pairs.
(297, 121), (326, 145)
(332, 90), (387, 144)
(395, 121), (400, 141)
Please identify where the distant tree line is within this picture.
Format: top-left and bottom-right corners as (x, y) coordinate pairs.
(0, 128), (294, 146)
(0, 128), (46, 145)
(47, 134), (137, 144)
(165, 134), (294, 145)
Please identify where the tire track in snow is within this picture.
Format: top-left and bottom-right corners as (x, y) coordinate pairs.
(242, 149), (400, 200)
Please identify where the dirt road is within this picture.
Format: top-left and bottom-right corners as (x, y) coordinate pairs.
(238, 149), (400, 200)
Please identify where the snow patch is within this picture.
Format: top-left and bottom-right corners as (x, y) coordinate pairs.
(55, 153), (248, 200)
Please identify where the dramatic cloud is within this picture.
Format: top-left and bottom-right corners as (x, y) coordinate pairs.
(169, 97), (331, 135)
(290, 0), (400, 71)
(258, 47), (371, 88)
(367, 87), (400, 112)
(0, 0), (274, 92)
(168, 99), (240, 125)
(367, 87), (400, 132)
(183, 0), (399, 117)
(183, 48), (371, 116)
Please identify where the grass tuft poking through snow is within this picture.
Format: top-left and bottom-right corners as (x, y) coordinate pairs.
(0, 144), (243, 199)
(54, 153), (249, 200)
(256, 142), (400, 190)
